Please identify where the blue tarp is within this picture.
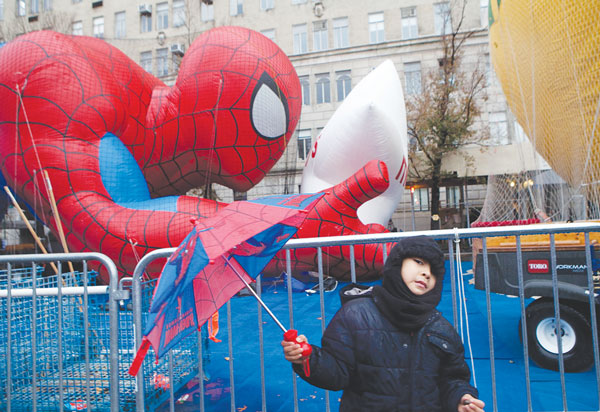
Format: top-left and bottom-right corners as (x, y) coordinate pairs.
(158, 261), (600, 411)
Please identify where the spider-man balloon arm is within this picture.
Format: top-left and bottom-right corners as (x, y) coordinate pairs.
(267, 159), (391, 279)
(48, 131), (223, 281)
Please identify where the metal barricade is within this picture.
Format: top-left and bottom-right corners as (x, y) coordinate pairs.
(131, 222), (600, 411)
(0, 253), (122, 412)
(0, 252), (203, 412)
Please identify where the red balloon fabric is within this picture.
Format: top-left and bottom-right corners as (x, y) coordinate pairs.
(0, 28), (389, 282)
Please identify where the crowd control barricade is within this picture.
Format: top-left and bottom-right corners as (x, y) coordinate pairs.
(0, 251), (201, 412)
(0, 253), (122, 412)
(132, 221), (600, 412)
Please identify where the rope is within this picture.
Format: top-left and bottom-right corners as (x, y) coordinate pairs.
(127, 236), (150, 281)
(454, 234), (477, 387)
(15, 84), (52, 200)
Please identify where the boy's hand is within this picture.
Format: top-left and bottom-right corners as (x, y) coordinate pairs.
(281, 334), (309, 365)
(458, 394), (485, 412)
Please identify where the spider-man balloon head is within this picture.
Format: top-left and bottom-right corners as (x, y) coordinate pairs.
(148, 26), (302, 194)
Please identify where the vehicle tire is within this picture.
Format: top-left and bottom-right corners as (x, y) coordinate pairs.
(518, 299), (593, 372)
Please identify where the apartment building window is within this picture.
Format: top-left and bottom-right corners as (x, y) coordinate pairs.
(172, 50), (182, 72)
(297, 129), (311, 160)
(114, 11), (126, 39)
(173, 0), (184, 27)
(414, 187), (430, 211)
(368, 12), (385, 44)
(30, 0), (39, 14)
(299, 75), (310, 105)
(489, 112), (509, 145)
(408, 128), (420, 151)
(316, 73), (330, 104)
(445, 186), (460, 208)
(514, 120), (528, 143)
(43, 0), (50, 11)
(292, 23), (308, 54)
(230, 0), (243, 16)
(201, 2), (213, 21)
(480, 0), (488, 27)
(156, 2), (168, 30)
(72, 20), (83, 35)
(17, 0), (25, 16)
(93, 16), (104, 38)
(434, 2), (452, 35)
(437, 57), (456, 84)
(484, 53), (498, 87)
(333, 17), (349, 48)
(260, 28), (275, 42)
(404, 62), (422, 95)
(336, 70), (351, 102)
(157, 48), (168, 77)
(141, 12), (152, 33)
(484, 54), (491, 86)
(401, 7), (418, 39)
(260, 0), (273, 11)
(140, 51), (152, 74)
(313, 20), (328, 51)
(291, 0), (307, 3)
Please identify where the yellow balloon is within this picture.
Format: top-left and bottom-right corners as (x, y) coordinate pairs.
(489, 0), (600, 191)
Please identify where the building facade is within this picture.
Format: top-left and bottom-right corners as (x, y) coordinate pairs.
(0, 0), (548, 231)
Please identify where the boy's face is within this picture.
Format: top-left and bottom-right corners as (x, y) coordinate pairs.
(400, 257), (436, 295)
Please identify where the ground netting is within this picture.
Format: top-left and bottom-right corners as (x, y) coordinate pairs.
(0, 267), (200, 411)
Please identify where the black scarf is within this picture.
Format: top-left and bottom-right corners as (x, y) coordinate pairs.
(373, 236), (445, 331)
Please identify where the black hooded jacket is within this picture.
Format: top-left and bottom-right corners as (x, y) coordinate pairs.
(292, 237), (478, 411)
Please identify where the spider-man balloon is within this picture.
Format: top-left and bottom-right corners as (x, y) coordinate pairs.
(0, 27), (389, 282)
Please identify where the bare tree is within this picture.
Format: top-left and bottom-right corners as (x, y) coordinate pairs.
(41, 11), (73, 34)
(406, 0), (488, 229)
(0, 17), (29, 41)
(0, 10), (72, 42)
(176, 0), (211, 48)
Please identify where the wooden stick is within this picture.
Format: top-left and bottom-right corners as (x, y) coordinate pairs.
(41, 173), (108, 353)
(3, 186), (59, 275)
(12, 95), (108, 353)
(43, 170), (75, 274)
(5, 184), (106, 351)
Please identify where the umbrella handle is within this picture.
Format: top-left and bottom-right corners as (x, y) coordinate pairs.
(283, 329), (312, 358)
(284, 329), (312, 377)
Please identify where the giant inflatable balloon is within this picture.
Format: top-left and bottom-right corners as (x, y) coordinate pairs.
(489, 1), (600, 200)
(0, 27), (389, 282)
(301, 60), (408, 226)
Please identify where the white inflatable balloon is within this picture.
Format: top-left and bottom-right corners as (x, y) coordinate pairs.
(301, 59), (408, 226)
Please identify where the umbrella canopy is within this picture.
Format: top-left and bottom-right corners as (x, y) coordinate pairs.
(129, 193), (324, 376)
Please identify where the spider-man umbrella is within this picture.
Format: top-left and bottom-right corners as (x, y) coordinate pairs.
(128, 193), (323, 376)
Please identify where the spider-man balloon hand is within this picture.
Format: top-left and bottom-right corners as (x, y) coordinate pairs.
(0, 27), (389, 282)
(268, 159), (391, 280)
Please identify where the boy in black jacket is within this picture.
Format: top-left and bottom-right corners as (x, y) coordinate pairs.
(282, 235), (485, 412)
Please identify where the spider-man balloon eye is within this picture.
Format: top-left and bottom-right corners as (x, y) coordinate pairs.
(250, 71), (289, 140)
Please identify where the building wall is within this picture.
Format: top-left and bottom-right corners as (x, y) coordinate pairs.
(0, 0), (545, 230)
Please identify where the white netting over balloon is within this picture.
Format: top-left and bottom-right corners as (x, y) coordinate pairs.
(477, 0), (600, 226)
(472, 170), (597, 227)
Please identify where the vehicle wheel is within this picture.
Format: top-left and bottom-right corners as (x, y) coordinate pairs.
(518, 300), (593, 372)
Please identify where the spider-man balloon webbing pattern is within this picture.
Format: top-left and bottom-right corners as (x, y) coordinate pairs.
(0, 27), (389, 282)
